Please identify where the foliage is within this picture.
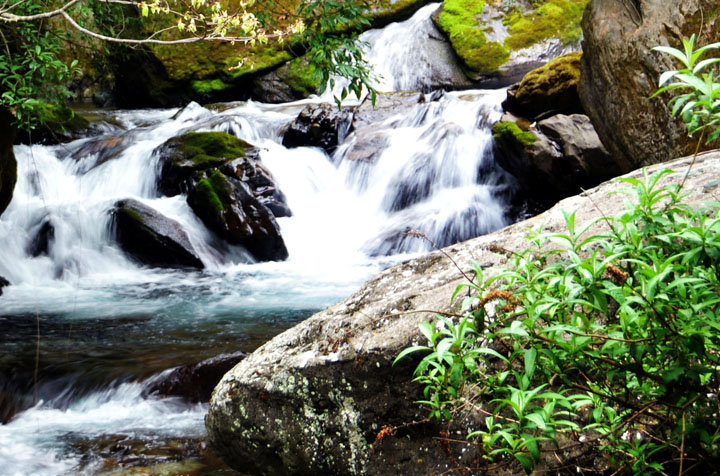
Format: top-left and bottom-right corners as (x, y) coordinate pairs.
(397, 169), (720, 473)
(653, 34), (720, 144)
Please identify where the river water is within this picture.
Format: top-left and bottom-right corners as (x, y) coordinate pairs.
(0, 4), (513, 475)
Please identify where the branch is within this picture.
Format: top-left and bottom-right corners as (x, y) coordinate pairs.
(0, 0), (82, 21)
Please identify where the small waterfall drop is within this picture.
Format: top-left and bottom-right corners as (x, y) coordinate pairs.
(0, 3), (515, 475)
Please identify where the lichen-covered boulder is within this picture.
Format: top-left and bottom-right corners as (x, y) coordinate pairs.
(503, 51), (583, 119)
(433, 0), (587, 85)
(492, 114), (617, 203)
(0, 107), (17, 218)
(206, 152), (720, 475)
(110, 198), (204, 269)
(579, 0), (719, 171)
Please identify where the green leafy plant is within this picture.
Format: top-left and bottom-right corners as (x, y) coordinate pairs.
(397, 169), (720, 473)
(653, 34), (720, 144)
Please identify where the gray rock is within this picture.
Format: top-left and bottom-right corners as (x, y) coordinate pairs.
(206, 151), (720, 475)
(110, 198), (204, 269)
(579, 0), (719, 171)
(282, 104), (355, 154)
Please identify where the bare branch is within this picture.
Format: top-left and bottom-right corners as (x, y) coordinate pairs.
(0, 0), (81, 21)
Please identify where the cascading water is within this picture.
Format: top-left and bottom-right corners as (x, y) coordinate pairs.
(0, 3), (514, 475)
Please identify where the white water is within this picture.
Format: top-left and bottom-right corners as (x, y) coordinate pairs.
(0, 4), (513, 475)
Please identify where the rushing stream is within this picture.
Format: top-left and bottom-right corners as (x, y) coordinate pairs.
(0, 4), (513, 475)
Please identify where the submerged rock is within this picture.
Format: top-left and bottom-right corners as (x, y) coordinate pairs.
(143, 351), (246, 403)
(0, 275), (9, 297)
(207, 152), (720, 475)
(580, 0), (719, 171)
(110, 199), (204, 269)
(27, 219), (55, 257)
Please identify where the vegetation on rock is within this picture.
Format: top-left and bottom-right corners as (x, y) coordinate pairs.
(492, 120), (535, 149)
(510, 51), (582, 117)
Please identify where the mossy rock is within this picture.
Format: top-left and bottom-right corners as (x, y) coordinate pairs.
(492, 120), (536, 151)
(283, 57), (323, 98)
(156, 131), (254, 197)
(505, 51), (583, 119)
(15, 102), (90, 145)
(435, 0), (588, 81)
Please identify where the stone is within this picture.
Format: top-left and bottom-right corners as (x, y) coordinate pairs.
(0, 275), (9, 297)
(206, 151), (720, 475)
(0, 107), (17, 218)
(143, 351), (246, 403)
(503, 51), (583, 120)
(110, 199), (204, 269)
(27, 219), (55, 257)
(68, 135), (129, 173)
(187, 170), (288, 262)
(14, 103), (90, 145)
(579, 0), (720, 172)
(282, 104), (355, 155)
(432, 0), (586, 85)
(493, 114), (618, 204)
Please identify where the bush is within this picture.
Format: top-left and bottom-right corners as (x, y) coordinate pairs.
(397, 169), (720, 473)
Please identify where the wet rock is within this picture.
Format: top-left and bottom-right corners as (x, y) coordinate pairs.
(68, 135), (129, 173)
(0, 107), (17, 218)
(503, 51), (583, 120)
(27, 219), (55, 257)
(252, 57), (323, 103)
(580, 0), (719, 171)
(110, 199), (204, 269)
(207, 152), (720, 475)
(143, 351), (246, 403)
(222, 157), (291, 219)
(493, 114), (618, 204)
(0, 276), (9, 297)
(282, 103), (355, 154)
(187, 170), (288, 262)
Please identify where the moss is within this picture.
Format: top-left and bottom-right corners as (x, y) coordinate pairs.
(191, 78), (232, 94)
(178, 131), (249, 168)
(435, 0), (509, 75)
(283, 58), (323, 97)
(37, 103), (89, 133)
(504, 0), (588, 51)
(195, 169), (231, 214)
(367, 0), (429, 25)
(492, 121), (536, 149)
(514, 51), (582, 106)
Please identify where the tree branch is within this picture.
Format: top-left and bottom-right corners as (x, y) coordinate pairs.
(0, 0), (82, 21)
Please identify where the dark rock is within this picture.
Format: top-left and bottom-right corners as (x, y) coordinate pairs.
(207, 152), (720, 475)
(67, 135), (129, 173)
(27, 219), (55, 257)
(493, 114), (618, 204)
(251, 57), (323, 104)
(156, 131), (255, 197)
(187, 170), (289, 262)
(222, 158), (291, 218)
(110, 199), (204, 269)
(579, 0), (719, 171)
(0, 275), (9, 297)
(282, 104), (355, 154)
(503, 52), (583, 120)
(15, 103), (90, 145)
(0, 107), (17, 218)
(143, 351), (246, 403)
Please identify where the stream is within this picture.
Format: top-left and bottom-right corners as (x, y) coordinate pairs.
(0, 4), (514, 475)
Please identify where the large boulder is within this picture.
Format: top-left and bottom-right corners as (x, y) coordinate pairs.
(0, 108), (17, 217)
(493, 114), (617, 203)
(433, 0), (586, 85)
(579, 0), (720, 171)
(282, 104), (355, 154)
(206, 151), (720, 475)
(143, 351), (246, 403)
(503, 51), (583, 120)
(110, 198), (204, 269)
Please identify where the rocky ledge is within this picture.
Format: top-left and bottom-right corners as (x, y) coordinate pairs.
(206, 151), (720, 475)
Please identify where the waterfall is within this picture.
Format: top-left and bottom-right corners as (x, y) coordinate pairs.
(0, 4), (514, 475)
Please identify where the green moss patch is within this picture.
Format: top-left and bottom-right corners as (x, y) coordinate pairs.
(435, 0), (510, 75)
(492, 121), (536, 149)
(191, 78), (232, 94)
(195, 169), (232, 214)
(283, 57), (323, 97)
(504, 0), (588, 51)
(178, 131), (250, 168)
(513, 51), (582, 114)
(37, 103), (89, 133)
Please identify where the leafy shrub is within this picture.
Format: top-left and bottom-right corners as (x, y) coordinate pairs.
(397, 36), (720, 474)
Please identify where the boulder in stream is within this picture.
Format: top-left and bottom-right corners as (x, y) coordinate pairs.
(143, 351), (246, 403)
(0, 107), (17, 218)
(282, 103), (355, 154)
(207, 152), (720, 475)
(0, 275), (9, 297)
(579, 0), (720, 171)
(110, 199), (204, 269)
